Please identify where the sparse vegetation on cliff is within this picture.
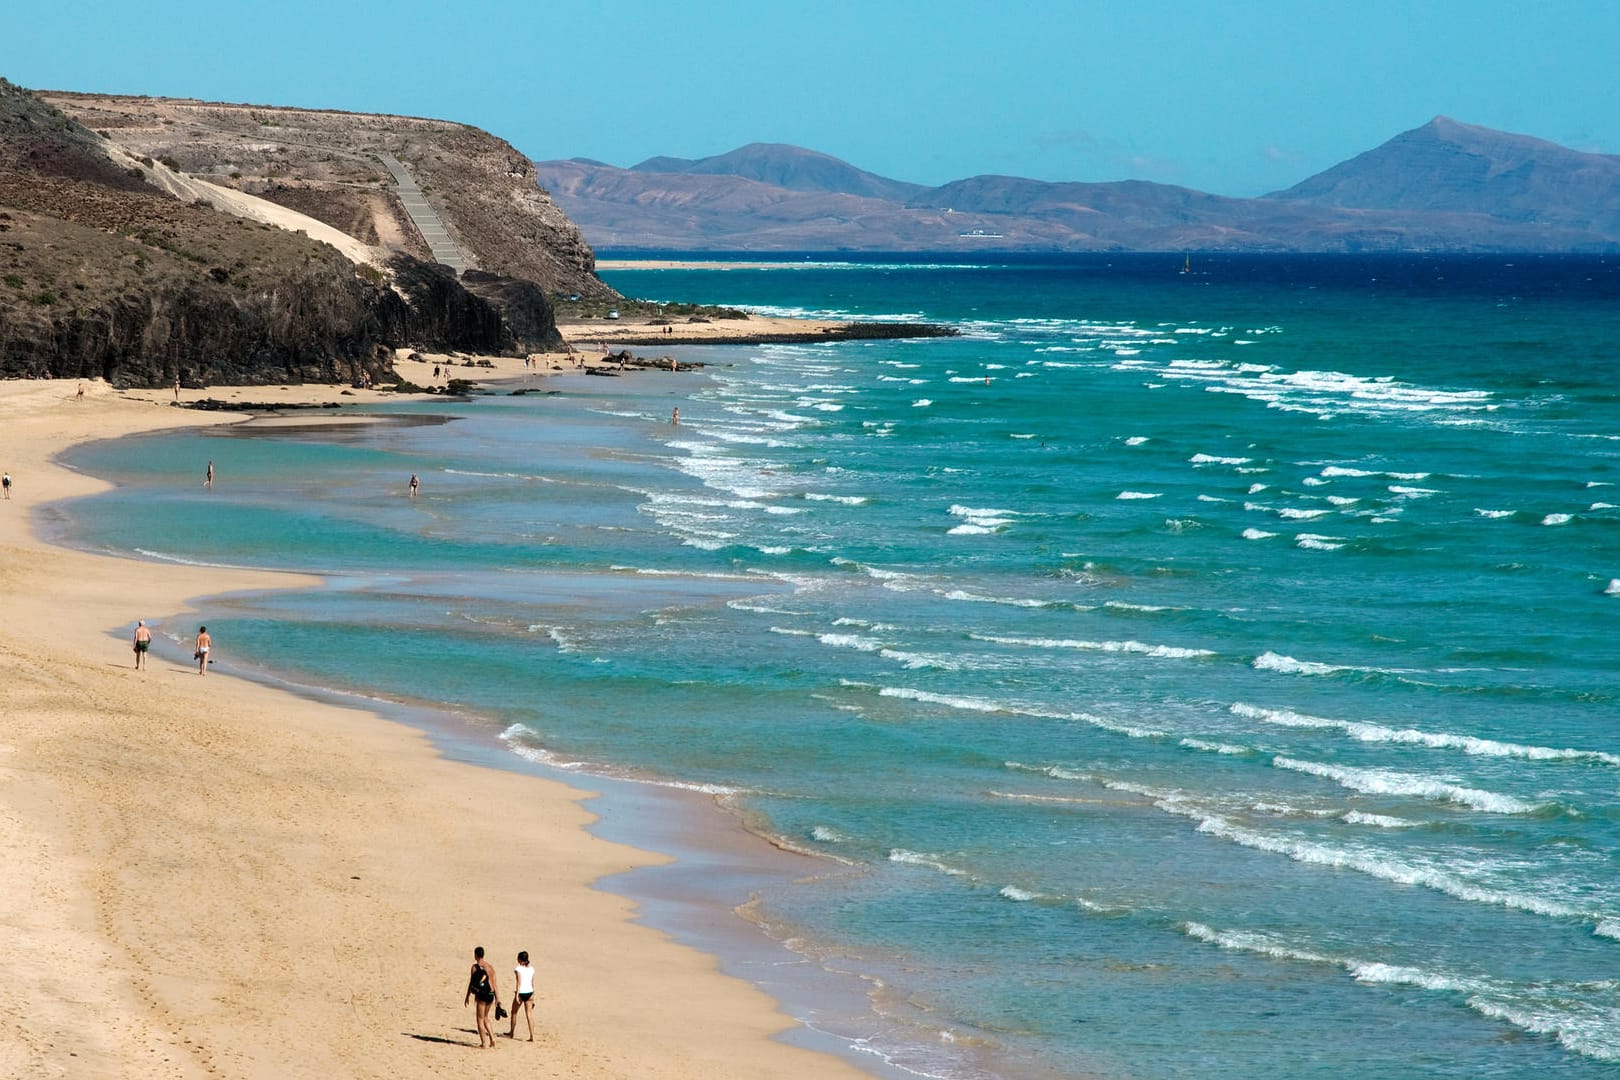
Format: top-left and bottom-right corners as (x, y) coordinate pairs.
(0, 79), (594, 385)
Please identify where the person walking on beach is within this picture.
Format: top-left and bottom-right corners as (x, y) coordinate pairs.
(408, 473), (420, 498)
(507, 950), (536, 1041)
(464, 946), (499, 1048)
(2, 471), (10, 499)
(173, 376), (180, 402)
(133, 620), (152, 670)
(194, 626), (211, 675)
(205, 460), (214, 489)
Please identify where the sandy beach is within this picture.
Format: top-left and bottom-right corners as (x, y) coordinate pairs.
(0, 376), (871, 1079)
(558, 314), (857, 349)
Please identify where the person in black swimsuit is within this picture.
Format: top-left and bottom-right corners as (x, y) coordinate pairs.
(463, 946), (499, 1048)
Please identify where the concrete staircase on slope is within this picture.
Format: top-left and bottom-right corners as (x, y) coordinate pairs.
(377, 152), (467, 274)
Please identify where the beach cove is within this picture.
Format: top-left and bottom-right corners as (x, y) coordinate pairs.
(7, 252), (1620, 1080)
(0, 374), (880, 1080)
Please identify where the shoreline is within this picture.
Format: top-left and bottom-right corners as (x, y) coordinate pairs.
(0, 375), (882, 1078)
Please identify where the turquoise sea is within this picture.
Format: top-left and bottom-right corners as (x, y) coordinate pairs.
(58, 254), (1620, 1078)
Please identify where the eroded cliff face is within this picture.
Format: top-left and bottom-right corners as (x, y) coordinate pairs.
(0, 80), (590, 386)
(37, 90), (616, 299)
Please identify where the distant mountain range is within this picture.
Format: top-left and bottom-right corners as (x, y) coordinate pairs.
(534, 120), (1620, 252)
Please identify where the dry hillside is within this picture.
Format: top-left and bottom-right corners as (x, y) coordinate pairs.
(39, 91), (615, 299)
(0, 79), (586, 385)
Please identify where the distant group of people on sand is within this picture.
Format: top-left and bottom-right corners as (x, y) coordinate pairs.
(465, 946), (537, 1047)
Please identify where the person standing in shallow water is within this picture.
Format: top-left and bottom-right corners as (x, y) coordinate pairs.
(408, 473), (419, 498)
(464, 946), (499, 1048)
(132, 620), (151, 670)
(205, 460), (214, 488)
(195, 626), (211, 675)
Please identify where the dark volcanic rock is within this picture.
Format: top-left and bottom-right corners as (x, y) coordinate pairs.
(459, 268), (563, 352)
(0, 80), (586, 386)
(383, 257), (514, 355)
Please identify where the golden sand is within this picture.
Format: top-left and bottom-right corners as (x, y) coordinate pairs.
(0, 376), (867, 1079)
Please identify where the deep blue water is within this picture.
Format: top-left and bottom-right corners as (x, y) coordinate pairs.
(60, 255), (1620, 1078)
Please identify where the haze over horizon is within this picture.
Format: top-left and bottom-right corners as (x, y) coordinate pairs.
(8, 0), (1617, 197)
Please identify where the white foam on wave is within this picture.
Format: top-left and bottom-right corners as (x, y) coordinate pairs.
(1176, 806), (1583, 919)
(1272, 756), (1546, 814)
(996, 885), (1035, 902)
(1231, 701), (1620, 764)
(1342, 810), (1418, 828)
(881, 691), (1166, 742)
(1184, 921), (1333, 965)
(727, 600), (810, 616)
(522, 625), (580, 653)
(1326, 495), (1360, 506)
(949, 504), (1021, 519)
(1606, 580), (1620, 596)
(947, 524), (997, 535)
(1543, 513), (1573, 526)
(1184, 921), (1620, 1062)
(889, 849), (968, 876)
(1242, 527), (1277, 540)
(810, 825), (850, 843)
(1004, 761), (1091, 782)
(972, 632), (1215, 659)
(1294, 534), (1345, 551)
(1117, 490), (1163, 500)
(132, 548), (260, 571)
(817, 632), (883, 652)
(1253, 652), (1351, 676)
(1191, 453), (1252, 466)
(1277, 507), (1332, 520)
(880, 648), (961, 671)
(940, 589), (1056, 609)
(880, 686), (1006, 713)
(1319, 466), (1431, 480)
(498, 724), (589, 770)
(1124, 436), (1149, 446)
(911, 399), (933, 408)
(1180, 738), (1252, 755)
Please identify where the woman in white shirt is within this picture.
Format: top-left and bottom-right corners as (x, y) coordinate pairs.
(508, 950), (536, 1041)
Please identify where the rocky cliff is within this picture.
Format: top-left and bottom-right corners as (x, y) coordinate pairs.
(39, 89), (614, 299)
(1, 80), (606, 386)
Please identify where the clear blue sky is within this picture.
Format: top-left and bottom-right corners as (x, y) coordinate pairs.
(6, 0), (1616, 196)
